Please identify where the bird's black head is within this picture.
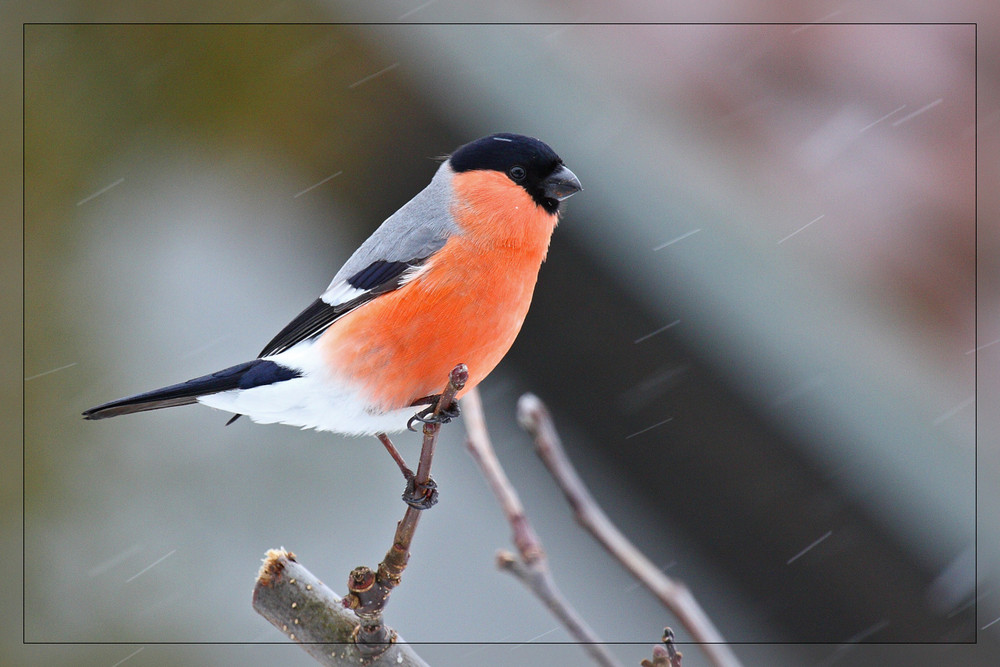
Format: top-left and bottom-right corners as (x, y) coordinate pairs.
(449, 133), (582, 214)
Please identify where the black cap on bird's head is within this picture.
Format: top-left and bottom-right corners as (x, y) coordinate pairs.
(449, 133), (582, 214)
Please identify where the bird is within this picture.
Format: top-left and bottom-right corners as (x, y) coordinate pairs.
(83, 133), (582, 437)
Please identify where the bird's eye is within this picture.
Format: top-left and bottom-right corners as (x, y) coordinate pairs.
(508, 165), (527, 182)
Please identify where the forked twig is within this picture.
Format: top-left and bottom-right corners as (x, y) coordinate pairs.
(251, 549), (428, 667)
(253, 366), (466, 666)
(343, 364), (468, 658)
(517, 393), (742, 667)
(463, 388), (623, 667)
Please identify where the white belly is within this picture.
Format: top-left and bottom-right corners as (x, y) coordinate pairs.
(196, 339), (417, 436)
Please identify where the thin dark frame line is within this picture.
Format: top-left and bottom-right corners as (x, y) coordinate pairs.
(19, 21), (978, 26)
(973, 19), (979, 640)
(21, 19), (27, 649)
(20, 19), (980, 650)
(21, 640), (979, 646)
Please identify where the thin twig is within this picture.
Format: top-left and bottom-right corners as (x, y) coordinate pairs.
(252, 548), (429, 667)
(377, 431), (413, 479)
(516, 393), (742, 667)
(463, 388), (623, 667)
(642, 627), (683, 667)
(343, 365), (468, 659)
(393, 363), (467, 549)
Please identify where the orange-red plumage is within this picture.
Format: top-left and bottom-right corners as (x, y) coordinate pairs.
(320, 169), (558, 411)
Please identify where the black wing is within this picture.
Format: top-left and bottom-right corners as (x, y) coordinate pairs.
(257, 259), (422, 357)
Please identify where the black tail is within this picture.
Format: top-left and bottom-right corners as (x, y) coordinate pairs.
(82, 359), (300, 420)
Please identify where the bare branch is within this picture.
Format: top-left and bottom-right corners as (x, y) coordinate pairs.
(343, 365), (468, 658)
(516, 393), (742, 667)
(463, 388), (623, 667)
(252, 548), (429, 667)
(254, 367), (466, 665)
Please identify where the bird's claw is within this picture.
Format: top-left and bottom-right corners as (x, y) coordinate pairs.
(402, 474), (438, 510)
(406, 400), (461, 431)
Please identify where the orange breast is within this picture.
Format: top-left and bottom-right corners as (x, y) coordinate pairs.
(319, 170), (557, 412)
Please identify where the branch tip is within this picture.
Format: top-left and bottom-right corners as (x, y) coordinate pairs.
(449, 363), (469, 389)
(515, 392), (544, 430)
(256, 548), (296, 587)
(641, 629), (683, 667)
(347, 566), (376, 594)
(495, 549), (517, 569)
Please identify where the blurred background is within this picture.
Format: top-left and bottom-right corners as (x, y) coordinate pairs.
(7, 2), (998, 666)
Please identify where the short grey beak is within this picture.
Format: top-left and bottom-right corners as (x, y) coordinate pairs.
(543, 164), (582, 201)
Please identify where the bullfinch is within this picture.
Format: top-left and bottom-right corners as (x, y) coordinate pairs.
(83, 133), (582, 436)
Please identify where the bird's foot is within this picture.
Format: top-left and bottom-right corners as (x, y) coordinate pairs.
(402, 473), (438, 510)
(406, 398), (461, 431)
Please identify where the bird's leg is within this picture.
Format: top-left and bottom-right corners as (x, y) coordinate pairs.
(375, 431), (438, 510)
(376, 432), (413, 479)
(406, 395), (461, 431)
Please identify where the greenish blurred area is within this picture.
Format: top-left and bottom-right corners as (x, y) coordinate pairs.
(15, 17), (466, 667)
